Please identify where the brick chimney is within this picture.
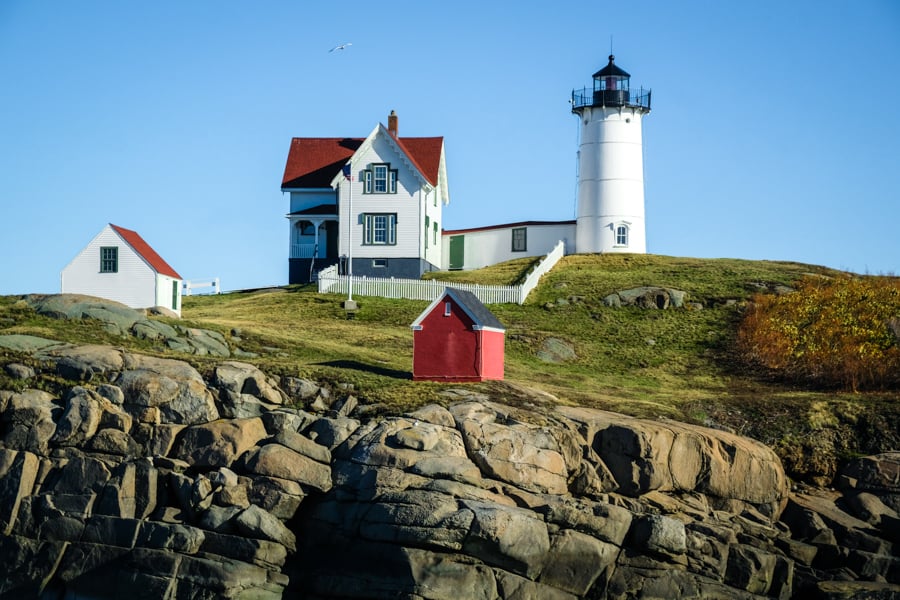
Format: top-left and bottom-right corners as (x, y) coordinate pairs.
(388, 110), (398, 136)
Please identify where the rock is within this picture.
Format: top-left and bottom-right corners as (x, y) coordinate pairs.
(177, 326), (231, 357)
(24, 294), (144, 335)
(131, 319), (179, 341)
(234, 504), (296, 551)
(272, 429), (331, 464)
(461, 499), (550, 579)
(603, 286), (688, 309)
(452, 402), (569, 495)
(260, 408), (314, 435)
(115, 354), (219, 425)
(0, 449), (40, 535)
(1, 389), (60, 454)
(837, 453), (900, 494)
(842, 491), (899, 527)
(631, 514), (687, 558)
(87, 428), (140, 456)
(536, 337), (577, 363)
(214, 362), (284, 405)
(50, 344), (126, 381)
(4, 363), (35, 379)
(306, 416), (360, 450)
(0, 334), (65, 352)
(174, 417), (268, 468)
(248, 477), (304, 519)
(241, 443), (332, 493)
(280, 376), (321, 401)
(560, 406), (790, 516)
(538, 529), (619, 595)
(51, 387), (105, 446)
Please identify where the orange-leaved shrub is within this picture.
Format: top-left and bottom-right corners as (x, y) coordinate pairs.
(736, 275), (900, 391)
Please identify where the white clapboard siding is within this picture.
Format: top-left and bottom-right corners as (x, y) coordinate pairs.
(61, 224), (182, 315)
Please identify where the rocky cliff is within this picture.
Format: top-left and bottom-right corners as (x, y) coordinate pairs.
(0, 338), (898, 598)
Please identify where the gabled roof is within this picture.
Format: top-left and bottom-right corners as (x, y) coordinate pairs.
(281, 130), (444, 189)
(282, 138), (362, 188)
(411, 287), (505, 332)
(110, 224), (182, 279)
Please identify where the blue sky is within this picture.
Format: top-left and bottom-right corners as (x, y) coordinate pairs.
(1, 1), (898, 294)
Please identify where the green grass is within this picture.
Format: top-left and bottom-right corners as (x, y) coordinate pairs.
(1, 253), (896, 479)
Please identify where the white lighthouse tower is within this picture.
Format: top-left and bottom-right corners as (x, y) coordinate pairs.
(572, 55), (651, 254)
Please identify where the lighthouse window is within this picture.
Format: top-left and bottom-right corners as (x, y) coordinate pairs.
(363, 163), (398, 194)
(511, 227), (527, 252)
(615, 225), (629, 247)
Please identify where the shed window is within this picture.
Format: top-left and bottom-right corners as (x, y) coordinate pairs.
(511, 227), (527, 252)
(100, 247), (118, 273)
(444, 302), (452, 316)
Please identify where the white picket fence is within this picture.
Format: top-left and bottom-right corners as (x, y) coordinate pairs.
(317, 240), (565, 304)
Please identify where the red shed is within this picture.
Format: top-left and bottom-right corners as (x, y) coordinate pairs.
(411, 288), (505, 382)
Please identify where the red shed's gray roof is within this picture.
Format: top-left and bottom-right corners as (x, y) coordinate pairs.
(411, 287), (505, 332)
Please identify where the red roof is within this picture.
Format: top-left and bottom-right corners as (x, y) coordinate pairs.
(110, 224), (182, 279)
(281, 132), (443, 189)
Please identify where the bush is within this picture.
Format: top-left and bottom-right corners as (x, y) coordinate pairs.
(737, 275), (900, 391)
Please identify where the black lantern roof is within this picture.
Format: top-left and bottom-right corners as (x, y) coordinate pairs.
(592, 55), (630, 79)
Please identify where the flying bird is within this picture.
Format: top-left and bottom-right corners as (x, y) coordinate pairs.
(329, 43), (352, 52)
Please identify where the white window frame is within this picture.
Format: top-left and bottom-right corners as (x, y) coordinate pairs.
(363, 213), (397, 245)
(363, 163), (397, 194)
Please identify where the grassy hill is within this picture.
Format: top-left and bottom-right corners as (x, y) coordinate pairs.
(1, 253), (897, 483)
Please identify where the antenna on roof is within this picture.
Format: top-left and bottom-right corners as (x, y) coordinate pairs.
(609, 35), (613, 56)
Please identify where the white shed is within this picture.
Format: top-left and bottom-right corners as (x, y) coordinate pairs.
(61, 224), (183, 316)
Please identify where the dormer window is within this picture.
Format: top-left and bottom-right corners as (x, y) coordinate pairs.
(363, 163), (398, 194)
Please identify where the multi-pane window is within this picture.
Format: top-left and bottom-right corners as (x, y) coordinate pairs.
(433, 222), (438, 246)
(100, 247), (118, 273)
(363, 163), (397, 194)
(425, 216), (430, 249)
(363, 213), (397, 245)
(511, 227), (527, 252)
(615, 224), (629, 246)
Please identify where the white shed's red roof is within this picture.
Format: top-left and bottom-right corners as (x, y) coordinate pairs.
(110, 224), (181, 279)
(281, 134), (443, 189)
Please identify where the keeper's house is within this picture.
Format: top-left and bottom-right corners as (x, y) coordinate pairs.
(411, 287), (505, 382)
(61, 223), (183, 316)
(281, 111), (448, 283)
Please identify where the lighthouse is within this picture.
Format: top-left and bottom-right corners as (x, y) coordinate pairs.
(571, 55), (651, 254)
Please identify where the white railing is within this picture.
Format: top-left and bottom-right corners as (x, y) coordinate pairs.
(291, 243), (317, 259)
(183, 277), (221, 295)
(316, 240), (565, 304)
(519, 239), (565, 300)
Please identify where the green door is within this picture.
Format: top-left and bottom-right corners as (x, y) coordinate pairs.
(449, 235), (464, 270)
(172, 281), (179, 309)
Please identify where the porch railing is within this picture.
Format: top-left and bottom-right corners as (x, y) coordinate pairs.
(290, 243), (317, 259)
